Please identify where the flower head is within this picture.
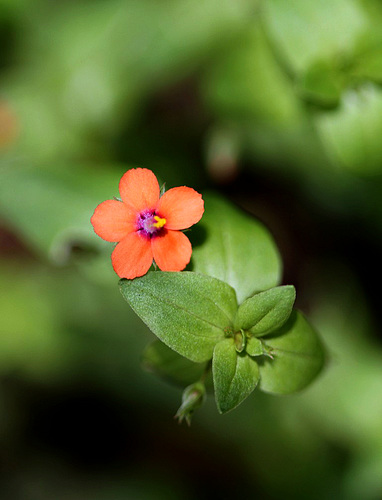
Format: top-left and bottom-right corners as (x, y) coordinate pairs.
(91, 168), (204, 279)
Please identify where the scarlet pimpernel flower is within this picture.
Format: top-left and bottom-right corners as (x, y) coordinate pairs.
(91, 168), (204, 279)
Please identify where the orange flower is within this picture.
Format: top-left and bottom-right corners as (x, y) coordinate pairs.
(91, 168), (204, 279)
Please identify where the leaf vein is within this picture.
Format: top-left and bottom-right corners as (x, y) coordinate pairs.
(134, 287), (228, 336)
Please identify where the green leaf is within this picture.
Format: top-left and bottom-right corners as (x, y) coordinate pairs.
(191, 194), (282, 304)
(120, 271), (237, 363)
(213, 338), (260, 414)
(296, 61), (343, 108)
(234, 285), (296, 336)
(316, 85), (382, 175)
(142, 340), (208, 387)
(259, 311), (325, 395)
(246, 337), (264, 357)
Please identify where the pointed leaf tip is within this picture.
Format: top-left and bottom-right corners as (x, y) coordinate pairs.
(213, 339), (259, 414)
(234, 285), (296, 336)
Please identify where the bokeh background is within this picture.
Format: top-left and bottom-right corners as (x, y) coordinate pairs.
(1, 1), (382, 499)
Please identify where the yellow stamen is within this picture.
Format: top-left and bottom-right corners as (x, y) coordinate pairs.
(153, 215), (166, 228)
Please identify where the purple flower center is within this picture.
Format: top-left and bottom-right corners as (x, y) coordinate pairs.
(136, 210), (166, 238)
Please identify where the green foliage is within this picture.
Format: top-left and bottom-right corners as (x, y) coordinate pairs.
(316, 85), (382, 175)
(142, 340), (208, 387)
(353, 46), (382, 84)
(296, 61), (343, 108)
(120, 197), (323, 416)
(119, 271), (237, 363)
(0, 161), (120, 262)
(234, 285), (296, 336)
(2, 0), (255, 163)
(259, 311), (325, 395)
(213, 338), (259, 414)
(246, 336), (264, 357)
(202, 25), (302, 126)
(192, 194), (282, 304)
(264, 0), (367, 72)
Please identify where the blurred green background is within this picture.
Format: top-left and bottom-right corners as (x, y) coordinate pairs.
(1, 0), (382, 498)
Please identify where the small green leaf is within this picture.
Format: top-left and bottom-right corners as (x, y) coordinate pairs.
(213, 338), (260, 414)
(191, 194), (282, 304)
(142, 341), (208, 387)
(234, 285), (296, 336)
(246, 337), (264, 357)
(296, 61), (343, 108)
(120, 271), (238, 363)
(259, 311), (325, 395)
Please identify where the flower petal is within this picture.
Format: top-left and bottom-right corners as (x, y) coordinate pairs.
(119, 168), (160, 212)
(157, 187), (204, 230)
(152, 230), (192, 272)
(91, 200), (137, 242)
(112, 232), (153, 279)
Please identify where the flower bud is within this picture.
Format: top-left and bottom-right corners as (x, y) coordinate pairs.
(175, 382), (206, 426)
